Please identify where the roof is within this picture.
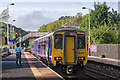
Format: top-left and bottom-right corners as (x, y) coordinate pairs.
(63, 21), (79, 27)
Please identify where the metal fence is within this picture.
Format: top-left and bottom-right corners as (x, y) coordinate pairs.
(0, 47), (7, 55)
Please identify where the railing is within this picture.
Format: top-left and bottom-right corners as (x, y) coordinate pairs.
(18, 32), (49, 43)
(0, 47), (7, 55)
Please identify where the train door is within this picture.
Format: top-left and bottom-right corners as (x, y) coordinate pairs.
(47, 37), (52, 63)
(47, 37), (50, 62)
(35, 41), (38, 55)
(66, 37), (75, 63)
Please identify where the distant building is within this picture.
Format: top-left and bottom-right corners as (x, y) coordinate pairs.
(62, 21), (80, 28)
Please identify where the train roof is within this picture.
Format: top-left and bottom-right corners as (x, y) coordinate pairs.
(33, 27), (86, 42)
(54, 27), (85, 33)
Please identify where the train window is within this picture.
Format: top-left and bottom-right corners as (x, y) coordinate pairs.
(44, 40), (47, 50)
(38, 42), (40, 49)
(32, 43), (35, 48)
(77, 34), (85, 49)
(55, 34), (63, 49)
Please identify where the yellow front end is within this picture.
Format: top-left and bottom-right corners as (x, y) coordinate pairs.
(77, 32), (88, 66)
(52, 31), (88, 67)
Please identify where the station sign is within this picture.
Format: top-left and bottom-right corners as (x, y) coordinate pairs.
(88, 45), (97, 52)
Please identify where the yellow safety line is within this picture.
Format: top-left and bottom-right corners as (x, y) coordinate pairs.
(24, 52), (45, 80)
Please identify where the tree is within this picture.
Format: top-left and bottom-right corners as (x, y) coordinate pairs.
(39, 25), (47, 31)
(91, 24), (118, 44)
(107, 8), (120, 26)
(90, 2), (110, 27)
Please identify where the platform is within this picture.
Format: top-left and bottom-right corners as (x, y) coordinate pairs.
(2, 52), (64, 80)
(88, 56), (120, 67)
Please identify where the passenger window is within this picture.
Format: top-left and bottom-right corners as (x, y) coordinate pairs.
(32, 43), (35, 48)
(38, 42), (40, 49)
(55, 34), (63, 49)
(77, 34), (85, 49)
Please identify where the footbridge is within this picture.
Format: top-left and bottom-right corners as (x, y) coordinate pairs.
(18, 32), (49, 43)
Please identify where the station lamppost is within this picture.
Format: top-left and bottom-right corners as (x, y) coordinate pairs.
(12, 20), (15, 39)
(82, 7), (91, 56)
(11, 19), (15, 54)
(7, 3), (15, 55)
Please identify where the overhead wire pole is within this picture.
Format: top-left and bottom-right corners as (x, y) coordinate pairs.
(7, 3), (14, 55)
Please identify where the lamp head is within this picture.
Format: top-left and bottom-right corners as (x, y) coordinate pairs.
(10, 3), (15, 5)
(82, 7), (86, 9)
(13, 20), (15, 22)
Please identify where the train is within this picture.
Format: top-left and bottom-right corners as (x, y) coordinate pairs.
(31, 27), (88, 74)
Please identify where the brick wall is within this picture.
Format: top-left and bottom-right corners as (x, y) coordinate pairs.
(91, 44), (120, 59)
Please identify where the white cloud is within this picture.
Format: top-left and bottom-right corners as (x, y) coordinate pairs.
(14, 11), (54, 31)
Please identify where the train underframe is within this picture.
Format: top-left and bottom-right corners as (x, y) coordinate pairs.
(33, 54), (85, 78)
(55, 61), (85, 75)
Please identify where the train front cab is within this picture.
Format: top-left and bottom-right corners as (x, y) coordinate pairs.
(52, 31), (88, 74)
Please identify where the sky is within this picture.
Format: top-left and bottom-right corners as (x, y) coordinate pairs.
(0, 0), (119, 31)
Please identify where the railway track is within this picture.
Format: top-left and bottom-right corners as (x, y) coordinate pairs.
(31, 52), (92, 80)
(84, 65), (119, 80)
(31, 52), (119, 80)
(43, 60), (119, 80)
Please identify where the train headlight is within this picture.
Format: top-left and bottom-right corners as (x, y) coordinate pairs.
(54, 57), (62, 60)
(78, 57), (85, 60)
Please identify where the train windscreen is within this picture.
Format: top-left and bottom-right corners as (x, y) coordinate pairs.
(54, 34), (63, 49)
(77, 34), (85, 49)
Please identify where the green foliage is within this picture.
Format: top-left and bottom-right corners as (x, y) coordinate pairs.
(0, 22), (28, 40)
(28, 38), (36, 47)
(58, 16), (74, 20)
(91, 24), (118, 44)
(39, 19), (72, 32)
(90, 2), (110, 27)
(38, 2), (119, 44)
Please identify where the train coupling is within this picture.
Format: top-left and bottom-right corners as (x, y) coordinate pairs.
(66, 65), (73, 74)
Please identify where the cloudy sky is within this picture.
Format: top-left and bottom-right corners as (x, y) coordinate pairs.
(0, 0), (119, 31)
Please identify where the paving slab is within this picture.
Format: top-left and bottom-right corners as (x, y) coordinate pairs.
(2, 54), (35, 80)
(2, 52), (64, 80)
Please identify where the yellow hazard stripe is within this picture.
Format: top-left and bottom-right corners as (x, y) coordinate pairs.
(24, 52), (45, 80)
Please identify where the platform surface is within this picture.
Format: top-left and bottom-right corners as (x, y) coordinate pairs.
(2, 52), (64, 80)
(88, 56), (120, 67)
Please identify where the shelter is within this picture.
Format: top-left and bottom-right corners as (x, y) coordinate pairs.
(62, 21), (80, 28)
